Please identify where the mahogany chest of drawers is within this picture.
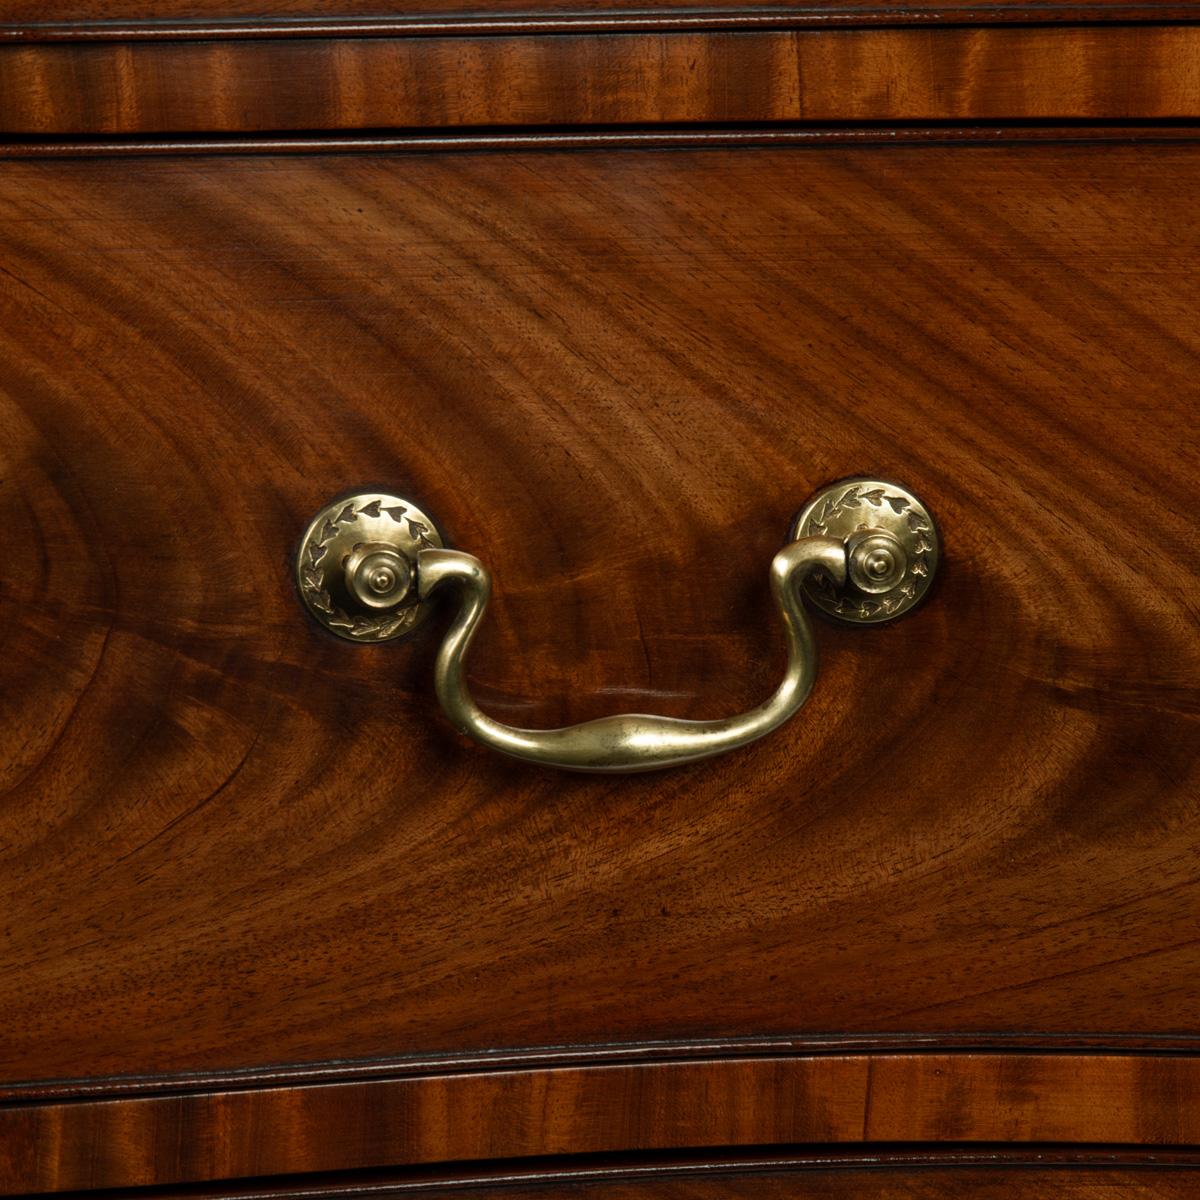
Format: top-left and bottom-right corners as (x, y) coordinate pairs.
(1, 0), (1199, 1195)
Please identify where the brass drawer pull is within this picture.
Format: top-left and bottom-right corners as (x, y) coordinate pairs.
(297, 478), (939, 772)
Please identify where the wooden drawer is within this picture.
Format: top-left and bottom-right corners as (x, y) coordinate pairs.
(2, 3), (1199, 1196)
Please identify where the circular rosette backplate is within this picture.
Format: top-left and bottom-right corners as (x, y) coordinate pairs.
(296, 492), (444, 642)
(789, 477), (939, 624)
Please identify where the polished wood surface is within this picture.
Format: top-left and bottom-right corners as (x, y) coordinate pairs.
(2, 144), (1198, 1087)
(6, 25), (1200, 134)
(6, 1053), (1200, 1191)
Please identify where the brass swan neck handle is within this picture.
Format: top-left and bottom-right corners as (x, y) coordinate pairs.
(295, 478), (940, 773)
(416, 538), (846, 773)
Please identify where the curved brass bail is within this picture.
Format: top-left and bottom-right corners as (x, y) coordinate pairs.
(416, 537), (847, 773)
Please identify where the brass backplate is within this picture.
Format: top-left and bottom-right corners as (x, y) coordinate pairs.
(296, 492), (444, 642)
(790, 478), (939, 624)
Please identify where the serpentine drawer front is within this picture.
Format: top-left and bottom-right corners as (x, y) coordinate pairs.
(2, 3), (1200, 1197)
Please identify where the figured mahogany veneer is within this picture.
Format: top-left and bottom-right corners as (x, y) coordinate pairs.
(6, 1053), (1200, 1191)
(6, 25), (1200, 135)
(2, 143), (1198, 1078)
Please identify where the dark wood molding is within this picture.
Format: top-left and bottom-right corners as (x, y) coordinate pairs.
(4, 123), (1200, 157)
(7, 1032), (1200, 1103)
(5, 6), (1200, 42)
(49, 1151), (1200, 1200)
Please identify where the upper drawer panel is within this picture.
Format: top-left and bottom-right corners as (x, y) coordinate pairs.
(5, 19), (1200, 135)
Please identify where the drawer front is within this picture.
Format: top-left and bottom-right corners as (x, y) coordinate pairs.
(4, 145), (1198, 1079)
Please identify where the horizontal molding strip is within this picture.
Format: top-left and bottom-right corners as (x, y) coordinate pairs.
(6, 6), (1200, 41)
(5, 122), (1200, 156)
(8, 1030), (1200, 1102)
(5, 1051), (1200, 1192)
(6, 25), (1200, 135)
(99, 1149), (1200, 1200)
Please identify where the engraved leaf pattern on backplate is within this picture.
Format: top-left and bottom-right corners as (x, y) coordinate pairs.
(804, 484), (931, 619)
(301, 500), (427, 641)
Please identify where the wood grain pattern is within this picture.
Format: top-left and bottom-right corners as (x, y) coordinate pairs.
(2, 145), (1199, 1085)
(7, 1053), (1200, 1192)
(6, 26), (1200, 134)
